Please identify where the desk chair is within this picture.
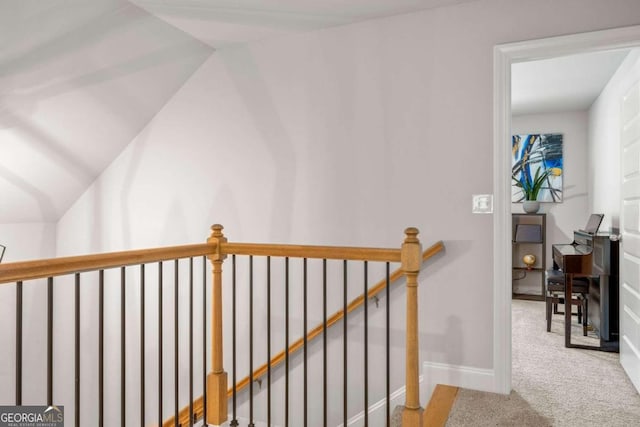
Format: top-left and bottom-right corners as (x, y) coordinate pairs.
(545, 269), (589, 336)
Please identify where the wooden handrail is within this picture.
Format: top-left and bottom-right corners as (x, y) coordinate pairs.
(0, 241), (403, 285)
(222, 242), (401, 262)
(163, 240), (445, 427)
(0, 243), (216, 284)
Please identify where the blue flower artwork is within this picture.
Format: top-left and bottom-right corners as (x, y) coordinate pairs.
(512, 133), (563, 202)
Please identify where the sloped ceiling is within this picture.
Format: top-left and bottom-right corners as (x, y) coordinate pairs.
(1, 0), (479, 224)
(0, 0), (630, 224)
(129, 0), (478, 47)
(0, 0), (213, 223)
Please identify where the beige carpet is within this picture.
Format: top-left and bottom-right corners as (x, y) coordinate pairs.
(446, 299), (640, 426)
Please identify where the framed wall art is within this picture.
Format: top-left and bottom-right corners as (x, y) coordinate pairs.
(512, 133), (563, 203)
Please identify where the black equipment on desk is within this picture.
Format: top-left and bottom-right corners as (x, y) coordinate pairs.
(552, 229), (620, 345)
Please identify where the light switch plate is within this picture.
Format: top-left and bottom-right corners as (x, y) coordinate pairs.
(472, 194), (493, 214)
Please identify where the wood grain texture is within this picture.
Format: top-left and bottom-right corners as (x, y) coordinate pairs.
(222, 242), (401, 262)
(0, 243), (215, 284)
(0, 240), (422, 285)
(402, 228), (423, 418)
(424, 384), (459, 427)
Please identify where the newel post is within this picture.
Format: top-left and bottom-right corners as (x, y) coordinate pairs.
(402, 227), (423, 426)
(206, 224), (228, 426)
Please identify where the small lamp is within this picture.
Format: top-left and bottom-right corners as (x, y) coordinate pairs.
(522, 254), (536, 270)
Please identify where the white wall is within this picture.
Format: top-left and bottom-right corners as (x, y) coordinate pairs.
(50, 0), (640, 424)
(589, 49), (640, 232)
(0, 222), (55, 262)
(0, 223), (55, 405)
(512, 111), (590, 267)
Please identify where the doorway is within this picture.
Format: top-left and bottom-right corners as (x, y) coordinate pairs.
(492, 25), (640, 394)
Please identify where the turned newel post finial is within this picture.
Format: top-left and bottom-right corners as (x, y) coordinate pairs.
(208, 224), (227, 262)
(211, 223), (224, 237)
(402, 227), (422, 276)
(402, 226), (424, 426)
(404, 227), (419, 243)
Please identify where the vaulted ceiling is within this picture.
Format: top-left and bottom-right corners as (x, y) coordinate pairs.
(0, 0), (477, 224)
(1, 0), (628, 224)
(128, 0), (478, 47)
(0, 0), (212, 222)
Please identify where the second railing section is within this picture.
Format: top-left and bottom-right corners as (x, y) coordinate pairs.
(222, 253), (396, 426)
(204, 225), (427, 427)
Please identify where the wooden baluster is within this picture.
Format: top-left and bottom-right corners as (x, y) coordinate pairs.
(402, 227), (424, 426)
(206, 224), (228, 425)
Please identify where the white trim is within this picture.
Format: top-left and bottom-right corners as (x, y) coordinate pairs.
(493, 40), (513, 395)
(495, 25), (640, 63)
(336, 375), (424, 427)
(493, 24), (640, 396)
(422, 361), (495, 399)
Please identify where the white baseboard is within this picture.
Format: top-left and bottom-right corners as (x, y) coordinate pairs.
(422, 361), (498, 403)
(337, 362), (498, 427)
(213, 364), (497, 427)
(336, 375), (424, 427)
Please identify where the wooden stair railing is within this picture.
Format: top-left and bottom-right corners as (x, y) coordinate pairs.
(0, 225), (442, 427)
(162, 238), (445, 427)
(0, 243), (216, 427)
(0, 243), (215, 283)
(231, 240), (446, 396)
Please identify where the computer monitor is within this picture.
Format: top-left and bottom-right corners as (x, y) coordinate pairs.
(581, 214), (604, 234)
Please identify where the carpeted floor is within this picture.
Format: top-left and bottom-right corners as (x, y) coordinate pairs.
(446, 299), (640, 426)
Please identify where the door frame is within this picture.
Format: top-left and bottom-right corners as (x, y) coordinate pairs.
(493, 25), (640, 394)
